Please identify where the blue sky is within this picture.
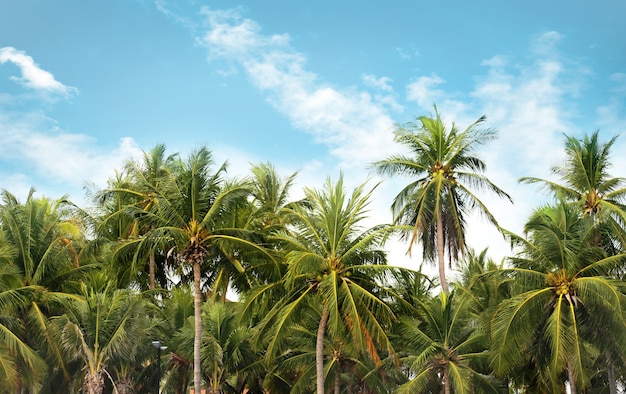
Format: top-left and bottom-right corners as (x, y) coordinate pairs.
(1, 0), (625, 267)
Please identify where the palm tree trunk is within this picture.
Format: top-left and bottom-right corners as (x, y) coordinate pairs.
(436, 208), (449, 294)
(567, 360), (576, 394)
(149, 251), (156, 290)
(606, 352), (617, 394)
(334, 365), (340, 394)
(317, 307), (329, 394)
(85, 370), (105, 394)
(443, 366), (450, 394)
(193, 260), (203, 394)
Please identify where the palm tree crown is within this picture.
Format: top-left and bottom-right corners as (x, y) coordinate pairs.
(374, 107), (511, 293)
(521, 131), (626, 252)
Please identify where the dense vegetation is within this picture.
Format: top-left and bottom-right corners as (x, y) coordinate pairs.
(1, 110), (626, 393)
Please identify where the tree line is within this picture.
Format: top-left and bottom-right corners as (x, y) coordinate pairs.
(1, 107), (625, 393)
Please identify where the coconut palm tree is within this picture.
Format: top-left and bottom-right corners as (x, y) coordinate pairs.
(373, 106), (511, 293)
(0, 189), (96, 391)
(395, 290), (505, 394)
(200, 300), (258, 393)
(152, 286), (194, 394)
(96, 144), (177, 290)
(243, 175), (399, 394)
(0, 189), (91, 291)
(247, 161), (299, 233)
(520, 131), (626, 253)
(0, 263), (47, 392)
(48, 279), (152, 394)
(520, 131), (626, 391)
(491, 202), (626, 392)
(134, 147), (276, 393)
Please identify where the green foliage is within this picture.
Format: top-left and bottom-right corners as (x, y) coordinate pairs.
(1, 129), (626, 392)
(374, 106), (511, 293)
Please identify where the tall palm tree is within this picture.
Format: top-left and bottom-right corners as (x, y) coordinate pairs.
(96, 144), (177, 290)
(135, 147), (275, 393)
(491, 202), (626, 392)
(520, 131), (626, 391)
(244, 175), (399, 394)
(373, 107), (511, 293)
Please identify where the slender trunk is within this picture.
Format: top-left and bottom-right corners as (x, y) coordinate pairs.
(334, 364), (340, 394)
(149, 251), (156, 290)
(436, 208), (449, 294)
(567, 360), (576, 394)
(606, 352), (617, 394)
(443, 366), (450, 394)
(317, 307), (329, 394)
(194, 261), (203, 394)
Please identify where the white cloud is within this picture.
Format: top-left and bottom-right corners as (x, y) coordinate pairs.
(595, 73), (626, 133)
(0, 47), (77, 97)
(406, 74), (446, 107)
(405, 75), (469, 121)
(362, 74), (393, 92)
(197, 7), (399, 171)
(530, 31), (563, 57)
(395, 46), (419, 60)
(189, 7), (622, 268)
(0, 110), (141, 203)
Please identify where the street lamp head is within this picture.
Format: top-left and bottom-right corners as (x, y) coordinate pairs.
(152, 340), (161, 349)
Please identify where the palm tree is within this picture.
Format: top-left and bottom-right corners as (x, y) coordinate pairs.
(373, 106), (511, 293)
(247, 161), (299, 233)
(0, 189), (95, 391)
(455, 248), (512, 322)
(134, 147), (275, 393)
(48, 279), (152, 394)
(153, 286), (194, 394)
(0, 189), (91, 291)
(520, 131), (626, 391)
(395, 290), (505, 394)
(200, 300), (257, 393)
(96, 144), (177, 290)
(244, 175), (399, 394)
(491, 202), (626, 392)
(0, 263), (47, 392)
(520, 131), (626, 252)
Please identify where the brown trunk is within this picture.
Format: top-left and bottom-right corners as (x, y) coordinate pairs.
(85, 371), (105, 394)
(443, 366), (450, 394)
(436, 209), (449, 294)
(606, 352), (617, 394)
(194, 261), (203, 394)
(567, 360), (576, 394)
(334, 365), (340, 394)
(317, 307), (329, 394)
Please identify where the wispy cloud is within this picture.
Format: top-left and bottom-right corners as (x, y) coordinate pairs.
(362, 74), (393, 92)
(197, 7), (398, 170)
(190, 8), (623, 263)
(0, 47), (139, 202)
(0, 110), (141, 202)
(0, 47), (77, 98)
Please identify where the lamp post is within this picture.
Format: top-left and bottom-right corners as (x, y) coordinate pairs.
(152, 340), (167, 394)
